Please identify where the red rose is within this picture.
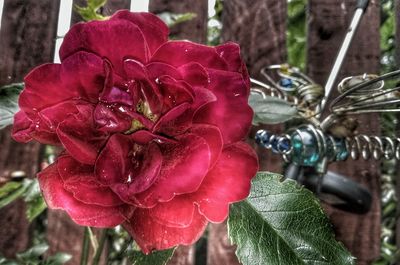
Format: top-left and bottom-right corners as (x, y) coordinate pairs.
(12, 10), (258, 253)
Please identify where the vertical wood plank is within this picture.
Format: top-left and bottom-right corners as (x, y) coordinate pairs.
(149, 0), (208, 43)
(0, 0), (60, 257)
(210, 1), (287, 264)
(307, 1), (381, 264)
(221, 0), (287, 173)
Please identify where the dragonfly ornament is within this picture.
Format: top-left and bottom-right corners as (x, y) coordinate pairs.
(250, 0), (400, 213)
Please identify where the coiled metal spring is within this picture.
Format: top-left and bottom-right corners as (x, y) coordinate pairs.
(345, 135), (400, 160)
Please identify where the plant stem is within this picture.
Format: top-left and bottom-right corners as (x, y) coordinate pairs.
(92, 229), (108, 265)
(80, 227), (90, 265)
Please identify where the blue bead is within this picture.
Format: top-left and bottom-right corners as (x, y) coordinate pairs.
(270, 137), (279, 153)
(277, 138), (291, 152)
(279, 78), (293, 88)
(255, 130), (271, 148)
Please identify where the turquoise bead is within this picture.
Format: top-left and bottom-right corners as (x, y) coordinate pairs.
(291, 129), (320, 166)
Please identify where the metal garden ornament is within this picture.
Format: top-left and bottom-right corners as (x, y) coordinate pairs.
(251, 0), (399, 213)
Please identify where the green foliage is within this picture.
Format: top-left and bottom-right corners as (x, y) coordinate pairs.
(287, 0), (307, 71)
(228, 172), (354, 265)
(0, 244), (71, 265)
(249, 93), (298, 125)
(157, 12), (197, 28)
(74, 0), (107, 21)
(0, 179), (46, 222)
(0, 83), (24, 130)
(128, 247), (175, 265)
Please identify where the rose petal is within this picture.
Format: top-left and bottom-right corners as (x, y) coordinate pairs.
(57, 154), (123, 206)
(60, 19), (148, 75)
(215, 42), (243, 73)
(177, 62), (209, 88)
(191, 142), (258, 223)
(20, 51), (104, 116)
(123, 208), (207, 254)
(94, 103), (132, 133)
(57, 104), (108, 165)
(151, 41), (229, 70)
(134, 133), (210, 207)
(12, 111), (34, 143)
(95, 134), (163, 196)
(194, 69), (253, 144)
(38, 163), (133, 227)
(95, 134), (133, 185)
(146, 62), (182, 81)
(189, 124), (223, 169)
(147, 196), (195, 228)
(111, 10), (169, 55)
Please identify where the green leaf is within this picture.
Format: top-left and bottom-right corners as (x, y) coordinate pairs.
(0, 83), (24, 130)
(45, 253), (72, 265)
(157, 12), (197, 28)
(0, 179), (32, 208)
(16, 243), (49, 261)
(74, 0), (107, 21)
(249, 94), (298, 125)
(129, 247), (175, 265)
(228, 172), (355, 265)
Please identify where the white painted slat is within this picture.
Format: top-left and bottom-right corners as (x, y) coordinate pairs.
(53, 0), (73, 63)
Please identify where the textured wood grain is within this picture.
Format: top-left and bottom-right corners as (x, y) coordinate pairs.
(208, 1), (287, 264)
(149, 0), (208, 43)
(307, 1), (381, 264)
(0, 0), (60, 257)
(221, 0), (287, 173)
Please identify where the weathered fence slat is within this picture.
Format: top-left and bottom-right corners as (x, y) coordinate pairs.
(0, 0), (60, 258)
(307, 0), (381, 264)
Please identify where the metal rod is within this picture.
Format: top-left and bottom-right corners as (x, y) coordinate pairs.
(318, 5), (367, 115)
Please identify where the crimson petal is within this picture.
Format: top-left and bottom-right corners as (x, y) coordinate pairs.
(191, 142), (258, 223)
(111, 10), (168, 55)
(60, 19), (148, 75)
(151, 41), (229, 70)
(57, 154), (123, 207)
(57, 104), (109, 165)
(20, 51), (104, 116)
(134, 133), (210, 207)
(123, 208), (207, 254)
(194, 69), (253, 144)
(38, 163), (133, 227)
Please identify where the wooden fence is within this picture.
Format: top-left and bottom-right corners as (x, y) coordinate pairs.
(0, 0), (390, 264)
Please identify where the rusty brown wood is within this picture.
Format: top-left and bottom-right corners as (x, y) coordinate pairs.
(0, 0), (60, 257)
(206, 1), (287, 264)
(221, 0), (287, 173)
(307, 1), (381, 264)
(149, 0), (208, 44)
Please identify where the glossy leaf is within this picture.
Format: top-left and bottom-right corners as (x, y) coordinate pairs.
(228, 172), (355, 265)
(249, 94), (298, 125)
(0, 83), (24, 130)
(128, 246), (175, 265)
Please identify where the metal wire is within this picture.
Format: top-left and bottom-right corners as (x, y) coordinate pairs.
(345, 134), (400, 161)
